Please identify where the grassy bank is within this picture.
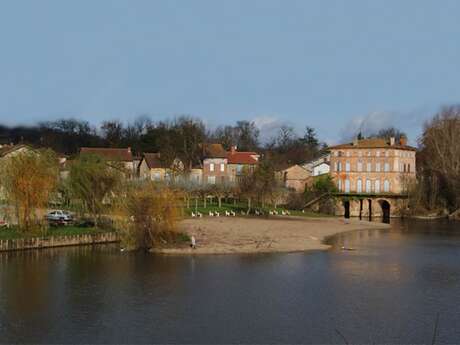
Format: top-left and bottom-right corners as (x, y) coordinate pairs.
(0, 226), (114, 241)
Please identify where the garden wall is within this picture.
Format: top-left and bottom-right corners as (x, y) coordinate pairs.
(0, 232), (119, 252)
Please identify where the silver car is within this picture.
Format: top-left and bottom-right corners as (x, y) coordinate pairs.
(46, 210), (73, 223)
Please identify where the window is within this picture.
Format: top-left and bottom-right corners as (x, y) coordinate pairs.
(367, 162), (372, 172)
(334, 151), (339, 157)
(337, 161), (342, 172)
(346, 151), (350, 157)
(208, 176), (216, 184)
(376, 162), (381, 172)
(384, 180), (390, 192)
(236, 165), (243, 174)
(357, 179), (363, 193)
(366, 179), (371, 193)
(357, 161), (363, 172)
(338, 179), (342, 191)
(359, 151), (363, 157)
(376, 151), (380, 157)
(408, 164), (411, 173)
(345, 179), (350, 193)
(345, 161), (350, 172)
(367, 151), (371, 157)
(384, 162), (390, 172)
(334, 162), (338, 172)
(220, 163), (225, 172)
(209, 163), (214, 172)
(375, 180), (380, 193)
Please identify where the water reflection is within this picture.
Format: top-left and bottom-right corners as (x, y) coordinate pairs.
(1, 220), (460, 343)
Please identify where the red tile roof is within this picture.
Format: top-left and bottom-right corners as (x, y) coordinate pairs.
(80, 147), (133, 161)
(227, 151), (259, 164)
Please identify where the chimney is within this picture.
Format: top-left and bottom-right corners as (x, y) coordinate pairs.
(390, 137), (395, 146)
(353, 137), (359, 146)
(400, 135), (407, 146)
(230, 145), (237, 155)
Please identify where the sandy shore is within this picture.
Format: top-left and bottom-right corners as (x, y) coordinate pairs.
(152, 216), (390, 255)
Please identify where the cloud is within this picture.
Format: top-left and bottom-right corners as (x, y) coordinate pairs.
(338, 107), (435, 145)
(252, 115), (285, 142)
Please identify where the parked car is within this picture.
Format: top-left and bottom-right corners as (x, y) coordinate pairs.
(45, 210), (74, 225)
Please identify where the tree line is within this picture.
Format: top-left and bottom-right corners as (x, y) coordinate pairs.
(0, 116), (324, 169)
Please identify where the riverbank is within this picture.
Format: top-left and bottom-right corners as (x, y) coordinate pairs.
(151, 216), (390, 255)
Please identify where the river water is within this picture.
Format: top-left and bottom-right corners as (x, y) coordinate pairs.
(1, 219), (460, 343)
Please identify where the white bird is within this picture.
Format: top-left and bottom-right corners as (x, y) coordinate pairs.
(230, 211), (236, 216)
(225, 210), (230, 216)
(198, 212), (203, 218)
(191, 212), (196, 218)
(255, 210), (260, 216)
(209, 211), (214, 217)
(286, 210), (291, 215)
(215, 211), (220, 217)
(281, 210), (286, 216)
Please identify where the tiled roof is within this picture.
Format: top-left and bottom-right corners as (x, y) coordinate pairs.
(227, 151), (259, 164)
(328, 138), (416, 151)
(143, 153), (167, 169)
(201, 143), (228, 158)
(80, 147), (133, 161)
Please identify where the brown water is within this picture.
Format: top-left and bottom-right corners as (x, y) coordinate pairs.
(1, 219), (460, 343)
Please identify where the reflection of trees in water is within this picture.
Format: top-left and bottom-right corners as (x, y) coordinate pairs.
(0, 244), (194, 342)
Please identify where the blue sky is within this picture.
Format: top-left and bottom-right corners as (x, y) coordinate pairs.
(0, 0), (459, 144)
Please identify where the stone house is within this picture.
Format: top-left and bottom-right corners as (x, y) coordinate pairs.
(328, 136), (416, 195)
(201, 143), (229, 185)
(138, 153), (184, 182)
(226, 146), (259, 183)
(79, 147), (136, 178)
(279, 164), (311, 192)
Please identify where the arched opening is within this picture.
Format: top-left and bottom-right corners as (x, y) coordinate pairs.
(368, 199), (372, 221)
(343, 200), (350, 219)
(379, 200), (391, 223)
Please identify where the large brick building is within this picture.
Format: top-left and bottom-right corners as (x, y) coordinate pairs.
(329, 136), (416, 195)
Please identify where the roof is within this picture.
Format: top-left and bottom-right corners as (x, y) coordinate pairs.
(143, 153), (167, 169)
(280, 165), (311, 180)
(227, 151), (259, 164)
(328, 138), (417, 151)
(80, 147), (133, 161)
(201, 143), (228, 158)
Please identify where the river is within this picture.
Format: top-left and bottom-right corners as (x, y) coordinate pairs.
(1, 219), (459, 343)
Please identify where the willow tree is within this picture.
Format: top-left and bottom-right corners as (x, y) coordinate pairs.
(0, 149), (59, 231)
(115, 182), (182, 250)
(68, 153), (122, 226)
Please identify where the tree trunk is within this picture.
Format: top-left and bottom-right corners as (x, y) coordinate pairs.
(218, 197), (222, 208)
(203, 196), (207, 208)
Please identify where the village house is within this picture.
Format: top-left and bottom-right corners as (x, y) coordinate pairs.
(303, 154), (330, 177)
(226, 146), (259, 183)
(138, 153), (184, 182)
(79, 147), (136, 178)
(201, 143), (229, 185)
(328, 136), (416, 218)
(279, 164), (311, 192)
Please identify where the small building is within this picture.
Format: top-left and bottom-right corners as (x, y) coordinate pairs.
(79, 147), (135, 178)
(279, 164), (311, 192)
(226, 146), (259, 183)
(303, 154), (330, 177)
(201, 143), (229, 185)
(138, 153), (184, 182)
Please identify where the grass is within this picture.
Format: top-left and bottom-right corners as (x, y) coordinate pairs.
(0, 226), (114, 241)
(183, 202), (332, 218)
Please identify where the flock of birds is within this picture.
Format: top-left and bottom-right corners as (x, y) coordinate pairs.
(191, 209), (300, 218)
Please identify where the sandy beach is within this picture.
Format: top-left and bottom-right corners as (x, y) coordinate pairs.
(152, 216), (390, 255)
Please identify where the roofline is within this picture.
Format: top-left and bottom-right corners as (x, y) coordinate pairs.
(327, 144), (417, 151)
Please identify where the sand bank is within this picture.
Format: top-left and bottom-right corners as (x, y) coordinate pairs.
(152, 216), (390, 255)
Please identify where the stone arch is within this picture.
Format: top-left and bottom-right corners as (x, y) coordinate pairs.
(343, 200), (350, 219)
(378, 199), (391, 223)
